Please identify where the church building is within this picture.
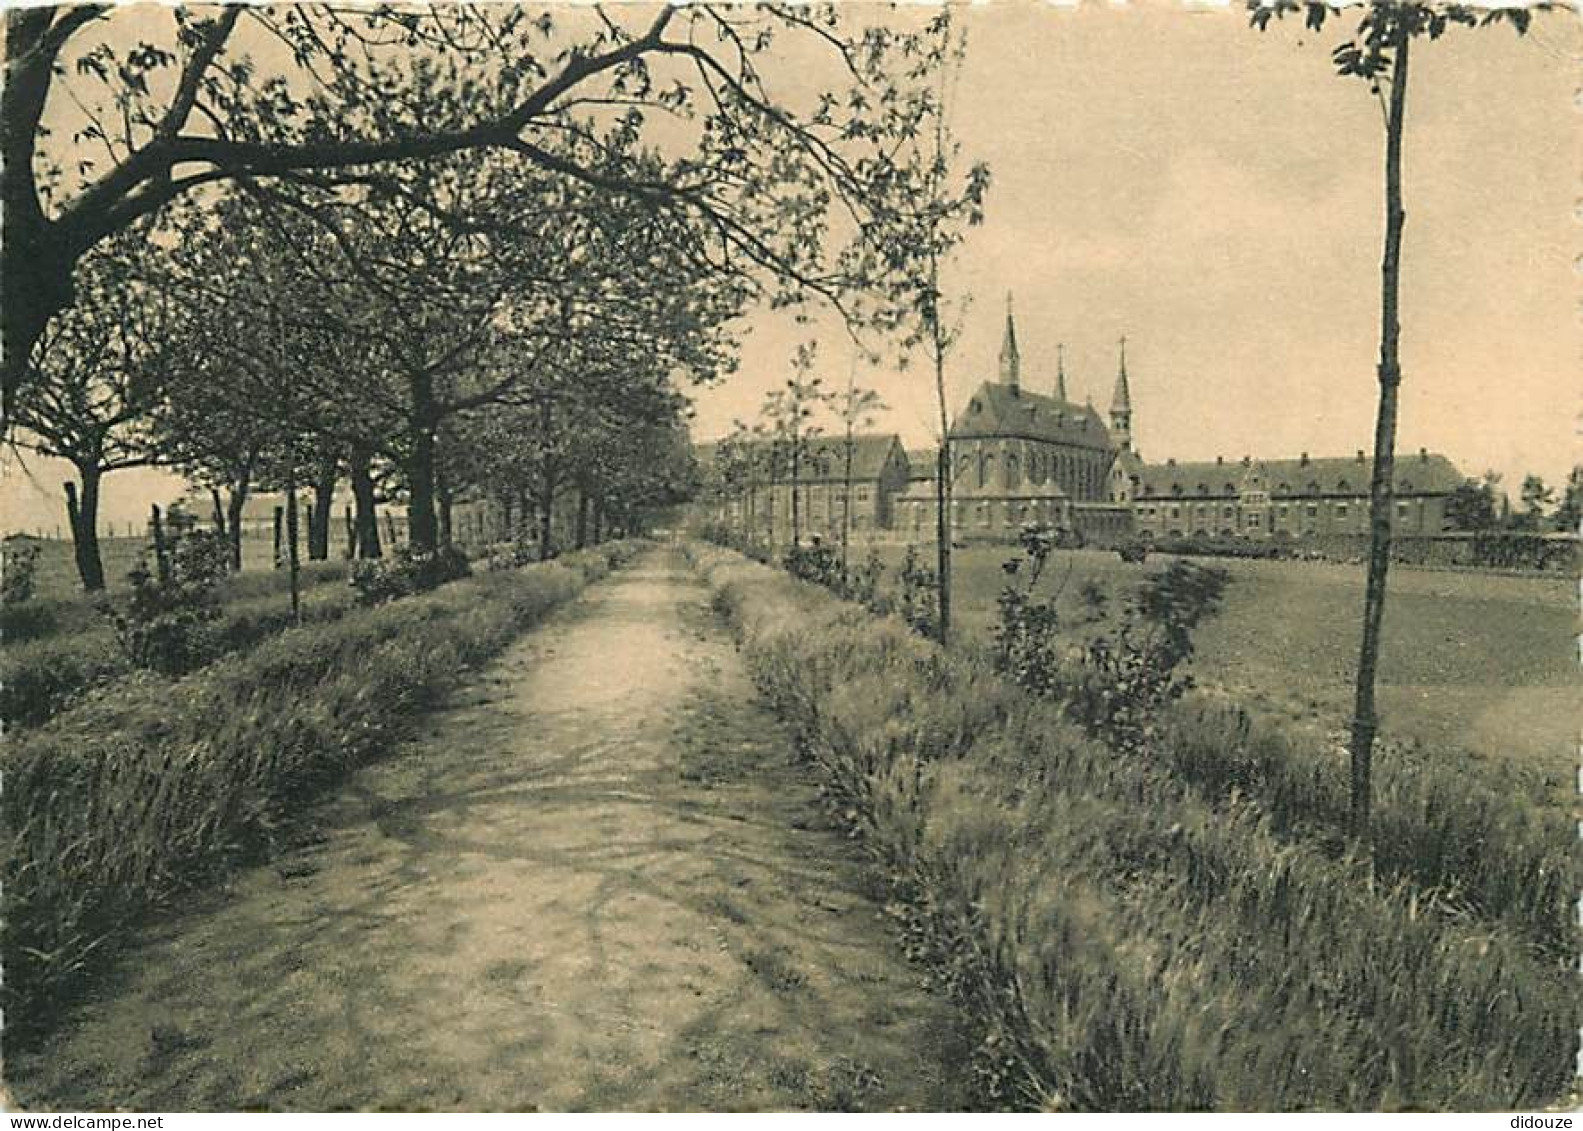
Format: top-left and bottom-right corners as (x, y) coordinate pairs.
(895, 302), (1135, 542)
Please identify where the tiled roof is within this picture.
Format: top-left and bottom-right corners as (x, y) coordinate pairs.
(695, 434), (907, 484)
(1136, 452), (1466, 500)
(949, 381), (1114, 451)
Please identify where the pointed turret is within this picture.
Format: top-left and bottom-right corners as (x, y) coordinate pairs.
(1055, 342), (1068, 403)
(1110, 335), (1133, 451)
(998, 292), (1020, 392)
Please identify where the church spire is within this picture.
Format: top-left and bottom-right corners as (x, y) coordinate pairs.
(1055, 342), (1068, 402)
(998, 292), (1020, 391)
(1110, 334), (1133, 450)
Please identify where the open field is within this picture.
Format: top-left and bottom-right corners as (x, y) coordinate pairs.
(864, 542), (1576, 779)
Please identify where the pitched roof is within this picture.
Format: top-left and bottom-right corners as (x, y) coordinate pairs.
(695, 433), (907, 484)
(1136, 452), (1466, 499)
(949, 381), (1114, 451)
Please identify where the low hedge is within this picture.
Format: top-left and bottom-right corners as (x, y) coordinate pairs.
(3, 539), (645, 1045)
(688, 542), (1574, 1111)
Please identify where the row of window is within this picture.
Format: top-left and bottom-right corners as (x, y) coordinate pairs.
(956, 444), (1106, 498)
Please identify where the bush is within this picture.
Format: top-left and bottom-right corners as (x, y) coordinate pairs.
(3, 535), (42, 605)
(2, 541), (646, 1047)
(349, 542), (472, 606)
(689, 541), (1574, 1110)
(107, 531), (230, 675)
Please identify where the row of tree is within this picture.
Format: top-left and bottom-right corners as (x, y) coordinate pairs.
(3, 6), (988, 592)
(705, 342), (886, 575)
(1446, 469), (1582, 535)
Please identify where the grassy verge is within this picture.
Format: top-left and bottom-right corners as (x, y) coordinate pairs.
(2, 563), (352, 729)
(3, 540), (645, 1046)
(687, 542), (1575, 1111)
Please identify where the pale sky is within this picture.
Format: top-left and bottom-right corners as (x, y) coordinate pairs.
(691, 1), (1582, 498)
(4, 2), (1578, 534)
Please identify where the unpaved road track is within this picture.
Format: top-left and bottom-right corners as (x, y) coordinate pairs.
(11, 547), (968, 1112)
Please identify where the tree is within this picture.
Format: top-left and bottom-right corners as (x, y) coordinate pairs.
(1444, 478), (1497, 532)
(832, 358), (886, 579)
(8, 230), (167, 590)
(1249, 0), (1545, 828)
(760, 344), (826, 550)
(884, 13), (989, 644)
(1516, 473), (1554, 531)
(1554, 466), (1582, 535)
(4, 6), (979, 419)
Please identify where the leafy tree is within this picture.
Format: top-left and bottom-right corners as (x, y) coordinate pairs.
(1516, 473), (1554, 531)
(885, 14), (989, 643)
(760, 344), (826, 549)
(1444, 477), (1497, 532)
(831, 360), (886, 578)
(4, 6), (978, 420)
(8, 230), (168, 590)
(1553, 466), (1582, 534)
(1249, 0), (1545, 828)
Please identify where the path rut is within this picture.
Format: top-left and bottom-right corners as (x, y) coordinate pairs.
(11, 547), (967, 1112)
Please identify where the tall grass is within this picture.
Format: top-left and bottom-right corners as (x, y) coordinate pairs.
(2, 563), (354, 730)
(2, 541), (644, 1046)
(688, 542), (1576, 1111)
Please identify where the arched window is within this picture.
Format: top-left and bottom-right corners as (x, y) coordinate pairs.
(1006, 449), (1021, 488)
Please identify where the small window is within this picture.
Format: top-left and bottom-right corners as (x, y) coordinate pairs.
(1337, 503), (1348, 519)
(1306, 503), (1318, 518)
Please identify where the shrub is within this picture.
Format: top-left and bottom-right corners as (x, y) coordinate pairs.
(3, 541), (646, 1047)
(3, 536), (42, 605)
(783, 539), (843, 589)
(896, 544), (940, 639)
(689, 541), (1575, 1110)
(349, 542), (472, 606)
(107, 531), (230, 675)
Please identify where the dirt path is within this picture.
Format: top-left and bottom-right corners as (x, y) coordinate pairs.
(11, 547), (968, 1112)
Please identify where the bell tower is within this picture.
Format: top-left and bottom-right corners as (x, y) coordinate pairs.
(998, 293), (1020, 392)
(1110, 335), (1133, 451)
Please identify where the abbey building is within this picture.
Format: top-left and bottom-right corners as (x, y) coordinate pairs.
(697, 301), (1467, 545)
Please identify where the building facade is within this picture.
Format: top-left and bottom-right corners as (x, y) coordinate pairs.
(1129, 450), (1465, 542)
(696, 434), (912, 544)
(697, 302), (1469, 547)
(895, 306), (1135, 542)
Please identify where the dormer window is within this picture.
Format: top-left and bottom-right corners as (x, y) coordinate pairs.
(970, 400), (981, 414)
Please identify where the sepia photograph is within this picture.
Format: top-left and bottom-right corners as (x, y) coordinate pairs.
(0, 0), (1578, 1115)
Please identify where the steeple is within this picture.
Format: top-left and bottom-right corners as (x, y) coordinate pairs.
(998, 292), (1020, 391)
(1110, 335), (1133, 451)
(1055, 342), (1068, 403)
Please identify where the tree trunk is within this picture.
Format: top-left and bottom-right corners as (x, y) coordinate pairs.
(575, 489), (590, 550)
(1349, 30), (1411, 833)
(225, 484), (247, 572)
(308, 460), (337, 561)
(537, 397), (556, 560)
(592, 499), (605, 544)
(791, 440), (802, 548)
(436, 461), (454, 550)
(349, 445), (382, 559)
(285, 466), (301, 623)
(149, 504), (170, 585)
(210, 488), (227, 538)
(842, 428), (855, 579)
(272, 506), (284, 569)
(63, 465), (105, 591)
(405, 370), (440, 555)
